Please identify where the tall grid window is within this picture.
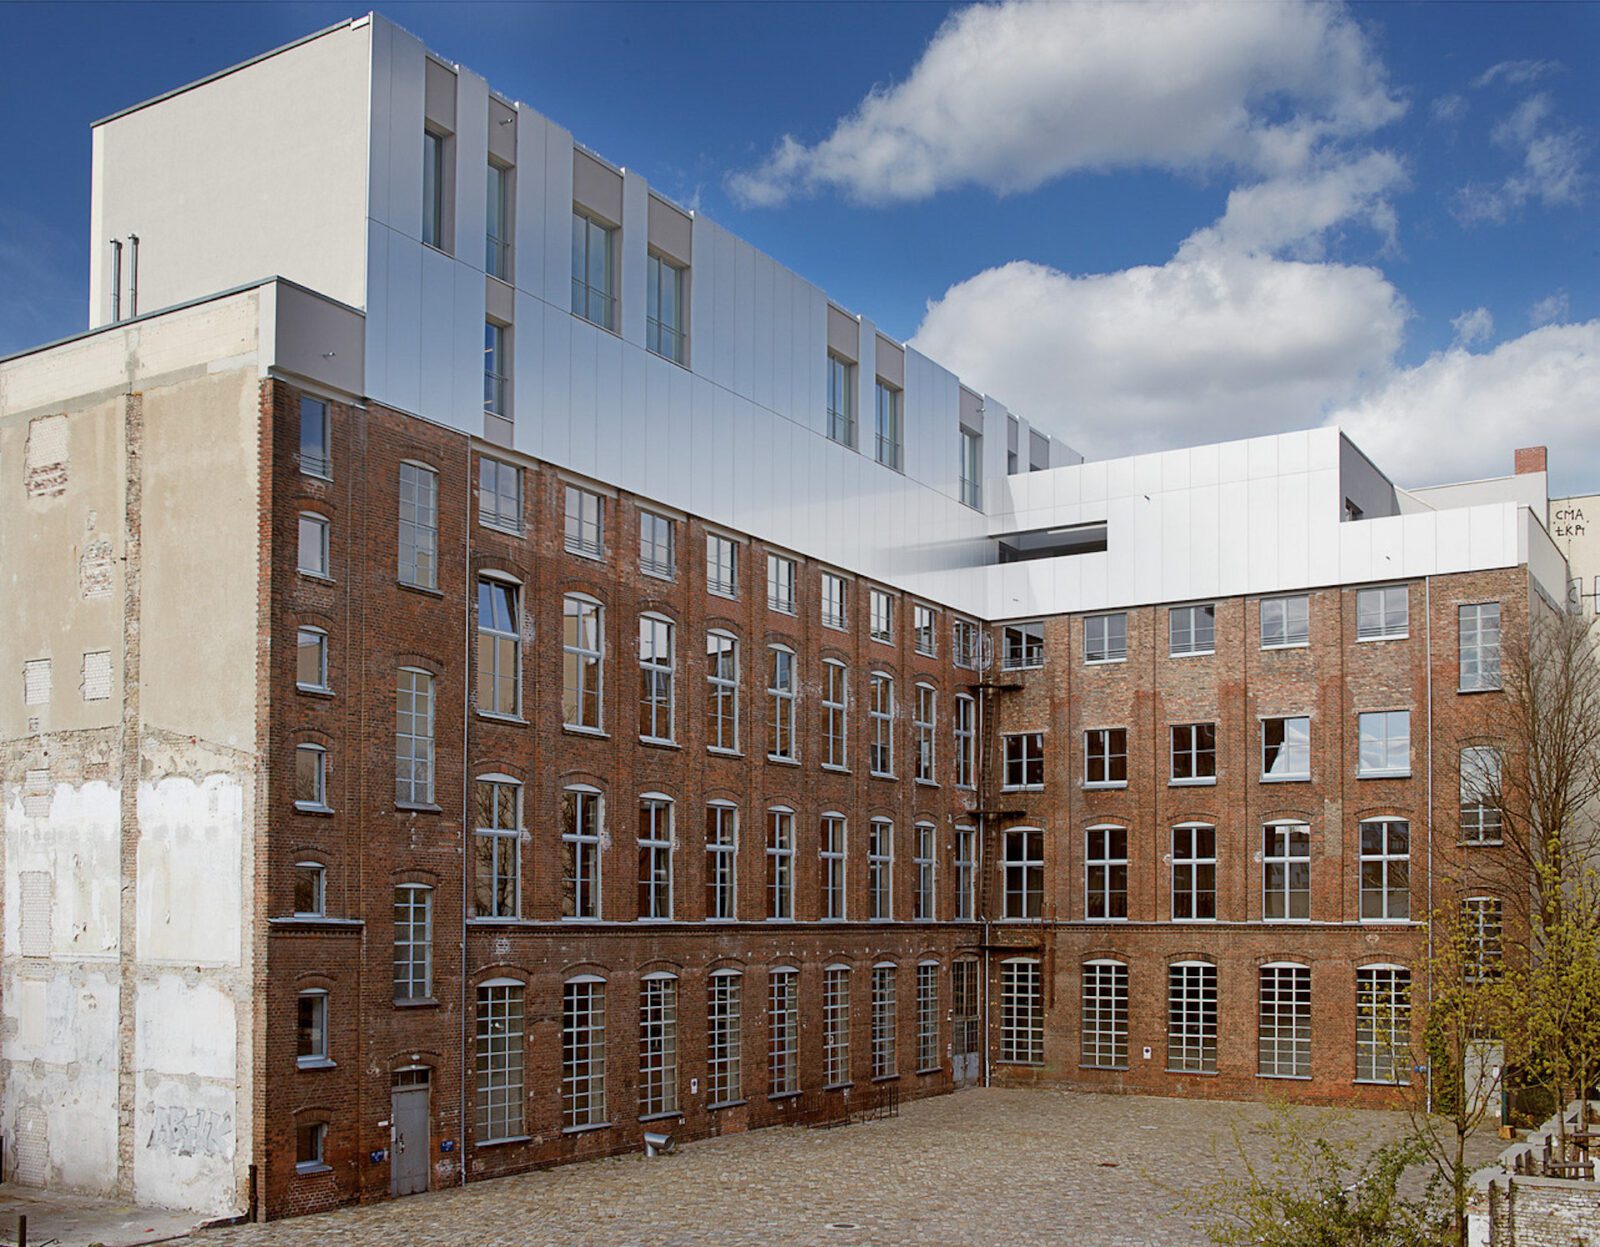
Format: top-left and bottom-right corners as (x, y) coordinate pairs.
(1085, 613), (1127, 663)
(474, 778), (521, 919)
(869, 590), (894, 643)
(478, 457), (521, 533)
(821, 815), (847, 920)
(1356, 585), (1409, 640)
(486, 160), (512, 280)
(871, 964), (898, 1078)
(1356, 966), (1411, 1084)
(638, 975), (678, 1118)
(827, 354), (855, 447)
(1171, 825), (1217, 921)
(959, 428), (982, 509)
(955, 826), (978, 921)
(953, 618), (980, 669)
(824, 966), (851, 1087)
(869, 819), (894, 920)
(295, 743), (328, 810)
(297, 626), (329, 692)
(1460, 602), (1502, 690)
(914, 822), (937, 921)
(393, 885), (433, 1002)
(1003, 732), (1044, 789)
(398, 463), (438, 590)
(707, 971), (742, 1106)
(1259, 964), (1311, 1078)
(1260, 594), (1310, 648)
(1262, 715), (1311, 780)
(822, 660), (848, 768)
(646, 253), (686, 363)
(1081, 960), (1128, 1069)
(869, 673), (895, 776)
(1167, 961), (1218, 1073)
(767, 555), (797, 614)
(1000, 958), (1043, 1064)
(477, 577), (520, 718)
(914, 684), (937, 783)
(768, 969), (799, 1096)
(475, 981), (524, 1142)
(564, 485), (604, 558)
(1169, 604), (1216, 656)
(562, 787), (602, 920)
(705, 803), (737, 921)
(1170, 723), (1216, 784)
(299, 395), (331, 479)
(768, 646), (797, 761)
(821, 573), (848, 630)
(913, 604), (937, 656)
(767, 808), (795, 921)
(1359, 818), (1411, 920)
(1358, 710), (1411, 776)
(944, 699), (976, 796)
(298, 512), (330, 577)
(637, 797), (673, 920)
(706, 631), (739, 752)
(1463, 896), (1505, 982)
(916, 962), (940, 1071)
(638, 615), (675, 743)
(1003, 829), (1044, 920)
(1263, 822), (1311, 921)
(1085, 727), (1128, 786)
(562, 977), (607, 1129)
(707, 534), (738, 597)
(1460, 746), (1504, 843)
(875, 381), (903, 469)
(1086, 826), (1128, 920)
(483, 321), (508, 418)
(1002, 622), (1044, 670)
(562, 596), (603, 730)
(571, 211), (615, 330)
(639, 511), (674, 578)
(396, 668), (435, 806)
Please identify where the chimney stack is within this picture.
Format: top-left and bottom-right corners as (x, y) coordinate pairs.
(1515, 446), (1548, 475)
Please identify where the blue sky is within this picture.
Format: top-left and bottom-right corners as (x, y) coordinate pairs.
(2, 1), (1597, 489)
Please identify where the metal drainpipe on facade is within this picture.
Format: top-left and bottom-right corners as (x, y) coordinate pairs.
(1424, 575), (1435, 1114)
(459, 446), (473, 1187)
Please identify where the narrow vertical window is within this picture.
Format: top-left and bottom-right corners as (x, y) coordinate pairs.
(1460, 602), (1502, 691)
(562, 596), (604, 730)
(869, 673), (895, 776)
(705, 803), (738, 921)
(637, 796), (673, 920)
(562, 977), (607, 1129)
(1170, 825), (1217, 921)
(869, 590), (893, 643)
(766, 808), (794, 921)
(297, 990), (329, 1066)
(707, 534), (738, 597)
(646, 253), (686, 364)
(476, 578), (521, 718)
(827, 354), (856, 448)
(397, 463), (438, 590)
(1459, 746), (1504, 843)
(822, 660), (848, 768)
(1358, 818), (1410, 920)
(1462, 897), (1504, 982)
(1003, 829), (1044, 920)
(473, 777), (521, 919)
(571, 211), (615, 330)
(821, 573), (848, 630)
(706, 631), (739, 752)
(423, 129), (448, 249)
(639, 974), (679, 1118)
(954, 695), (976, 788)
(1167, 962), (1218, 1074)
(766, 555), (797, 614)
(913, 683), (937, 783)
(638, 615), (675, 743)
(475, 981), (525, 1141)
(395, 668), (435, 807)
(954, 826), (977, 921)
(1000, 959), (1043, 1064)
(393, 885), (433, 1002)
(768, 969), (799, 1096)
(1081, 960), (1128, 1069)
(483, 321), (509, 418)
(486, 160), (513, 280)
(1085, 826), (1128, 920)
(478, 457), (522, 532)
(298, 512), (330, 578)
(871, 964), (898, 1078)
(298, 396), (330, 479)
(639, 511), (675, 578)
(293, 861), (326, 917)
(1263, 822), (1311, 921)
(916, 963), (940, 1071)
(707, 971), (743, 1106)
(294, 743), (328, 810)
(914, 822), (937, 921)
(820, 814), (847, 920)
(913, 604), (937, 656)
(767, 646), (797, 761)
(959, 428), (982, 509)
(296, 627), (330, 692)
(875, 381), (902, 470)
(562, 787), (602, 920)
(564, 485), (604, 558)
(824, 966), (851, 1087)
(868, 819), (894, 920)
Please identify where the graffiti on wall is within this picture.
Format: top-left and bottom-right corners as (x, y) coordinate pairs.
(145, 1104), (234, 1160)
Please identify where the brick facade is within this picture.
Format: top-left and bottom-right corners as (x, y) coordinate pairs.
(256, 379), (1528, 1216)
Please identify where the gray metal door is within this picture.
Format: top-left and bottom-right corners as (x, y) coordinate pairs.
(391, 1072), (430, 1197)
(952, 959), (980, 1087)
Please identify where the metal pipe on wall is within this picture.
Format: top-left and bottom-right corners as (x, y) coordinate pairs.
(109, 240), (123, 322)
(128, 234), (140, 317)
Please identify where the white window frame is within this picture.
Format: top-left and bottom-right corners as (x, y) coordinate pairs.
(913, 821), (937, 921)
(824, 965), (852, 1088)
(478, 456), (522, 534)
(1459, 745), (1504, 844)
(706, 630), (739, 753)
(561, 975), (607, 1130)
(298, 395), (331, 480)
(1001, 622), (1044, 671)
(1084, 612), (1127, 664)
(827, 353), (856, 448)
(868, 818), (894, 921)
(637, 794), (674, 921)
(1167, 960), (1218, 1074)
(297, 988), (330, 1067)
(1002, 731), (1044, 791)
(562, 594), (604, 732)
(1356, 585), (1409, 641)
(767, 645), (798, 762)
(952, 618), (980, 669)
(1002, 828), (1044, 921)
(1460, 602), (1502, 691)
(766, 806), (795, 921)
(473, 775), (522, 920)
(1358, 709), (1411, 777)
(293, 860), (326, 917)
(869, 590), (894, 644)
(954, 694), (977, 789)
(766, 554), (797, 615)
(821, 813), (847, 921)
(916, 961), (940, 1072)
(1170, 823), (1217, 922)
(768, 967), (799, 1097)
(294, 742), (329, 812)
(1462, 896), (1505, 983)
(298, 512), (330, 578)
(646, 252), (686, 364)
(638, 613), (676, 744)
(483, 320), (509, 418)
(1084, 727), (1128, 788)
(1263, 821), (1311, 922)
(999, 958), (1043, 1065)
(564, 484), (605, 560)
(562, 785), (603, 920)
(1355, 964), (1411, 1084)
(296, 626), (330, 693)
(821, 572), (848, 631)
(954, 825), (978, 921)
(1261, 715), (1311, 781)
(1085, 825), (1128, 921)
(1169, 603), (1216, 657)
(393, 884), (434, 1002)
(639, 510), (675, 579)
(1258, 962), (1311, 1079)
(638, 973), (679, 1118)
(959, 428), (982, 509)
(397, 462), (439, 590)
(1260, 594), (1310, 649)
(913, 683), (937, 783)
(475, 979), (526, 1142)
(869, 672), (895, 777)
(875, 379), (903, 471)
(395, 667), (435, 807)
(1358, 817), (1411, 921)
(571, 210), (616, 331)
(477, 575), (522, 719)
(913, 604), (937, 657)
(822, 660), (848, 770)
(707, 533), (738, 598)
(705, 802), (738, 922)
(1081, 960), (1128, 1070)
(1170, 722), (1217, 785)
(871, 963), (898, 1079)
(707, 969), (743, 1107)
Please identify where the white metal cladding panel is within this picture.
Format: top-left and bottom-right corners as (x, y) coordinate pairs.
(364, 220), (390, 389)
(382, 230), (423, 416)
(856, 317), (876, 453)
(567, 315), (600, 474)
(366, 17), (394, 228)
(541, 124), (575, 310)
(452, 264), (483, 432)
(512, 107), (548, 300)
(735, 238), (756, 400)
(454, 69), (490, 264)
(1247, 476), (1280, 588)
(538, 303), (573, 466)
(621, 171), (648, 348)
(417, 245), (455, 422)
(382, 26), (426, 241)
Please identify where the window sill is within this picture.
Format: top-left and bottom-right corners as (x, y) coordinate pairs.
(767, 604), (798, 617)
(764, 917), (796, 925)
(823, 1082), (853, 1092)
(297, 1057), (336, 1072)
(477, 712), (527, 727)
(1262, 917), (1312, 925)
(563, 545), (606, 563)
(298, 571), (336, 585)
(708, 587), (739, 602)
(299, 465), (333, 484)
(393, 997), (439, 1009)
(395, 802), (443, 814)
(295, 1162), (333, 1177)
(822, 620), (848, 633)
(1000, 785), (1044, 794)
(639, 566), (675, 582)
(1000, 665), (1044, 675)
(766, 754), (801, 767)
(641, 737), (681, 750)
(1353, 1079), (1410, 1087)
(768, 1090), (802, 1102)
(914, 649), (938, 661)
(1260, 775), (1310, 784)
(869, 772), (897, 782)
(916, 1066), (942, 1076)
(707, 747), (743, 759)
(1357, 771), (1411, 781)
(1084, 657), (1126, 666)
(1165, 1069), (1219, 1077)
(1460, 839), (1505, 848)
(396, 580), (444, 598)
(1457, 685), (1502, 695)
(638, 1110), (684, 1124)
(562, 725), (609, 739)
(296, 684), (335, 698)
(1261, 641), (1311, 652)
(1170, 777), (1217, 787)
(1357, 634), (1409, 644)
(1358, 917), (1414, 925)
(995, 1061), (1045, 1069)
(869, 635), (894, 647)
(871, 1074), (901, 1084)
(1084, 917), (1128, 924)
(561, 1122), (612, 1136)
(914, 778), (940, 788)
(476, 1134), (532, 1149)
(479, 520), (524, 539)
(1083, 782), (1127, 791)
(1258, 1073), (1313, 1081)
(294, 803), (335, 816)
(1078, 1064), (1129, 1072)
(1171, 917), (1218, 924)
(1169, 650), (1215, 660)
(821, 763), (850, 774)
(707, 1099), (747, 1112)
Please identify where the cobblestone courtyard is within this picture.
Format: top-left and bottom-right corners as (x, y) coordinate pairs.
(195, 1089), (1502, 1247)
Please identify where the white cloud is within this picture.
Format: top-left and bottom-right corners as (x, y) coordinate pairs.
(1473, 59), (1562, 89)
(1188, 150), (1405, 258)
(1452, 307), (1494, 346)
(1455, 93), (1587, 224)
(1531, 292), (1570, 326)
(1430, 93), (1468, 124)
(1327, 323), (1600, 487)
(910, 246), (1406, 461)
(729, 0), (1403, 207)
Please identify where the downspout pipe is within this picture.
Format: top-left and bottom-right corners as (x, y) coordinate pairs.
(1425, 575), (1435, 1114)
(109, 240), (123, 322)
(127, 234), (140, 317)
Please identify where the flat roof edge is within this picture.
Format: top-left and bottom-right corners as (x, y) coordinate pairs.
(90, 15), (367, 129)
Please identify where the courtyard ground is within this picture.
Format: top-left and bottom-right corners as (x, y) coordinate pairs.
(185, 1088), (1503, 1247)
